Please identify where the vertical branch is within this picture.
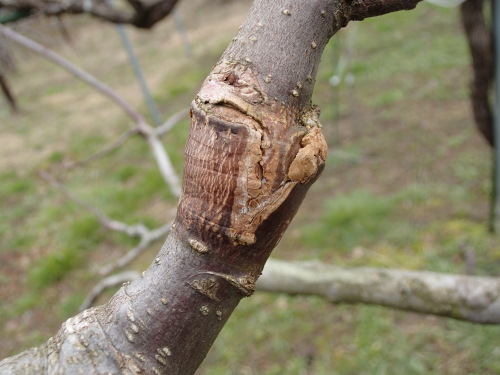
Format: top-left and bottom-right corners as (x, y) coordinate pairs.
(460, 0), (494, 147)
(0, 73), (17, 112)
(147, 134), (182, 197)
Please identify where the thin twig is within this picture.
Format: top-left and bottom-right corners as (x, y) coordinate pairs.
(39, 170), (148, 237)
(79, 270), (141, 311)
(41, 169), (173, 273)
(99, 221), (172, 276)
(0, 25), (182, 195)
(155, 107), (189, 136)
(65, 128), (136, 169)
(0, 25), (146, 126)
(147, 135), (181, 197)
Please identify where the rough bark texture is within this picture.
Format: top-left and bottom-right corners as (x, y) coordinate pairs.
(0, 0), (423, 373)
(0, 0), (179, 28)
(258, 259), (500, 324)
(460, 0), (494, 147)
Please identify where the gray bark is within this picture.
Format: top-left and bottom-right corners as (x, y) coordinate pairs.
(258, 259), (500, 324)
(79, 259), (500, 324)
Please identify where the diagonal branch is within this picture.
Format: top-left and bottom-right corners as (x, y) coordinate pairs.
(0, 24), (146, 125)
(155, 107), (189, 136)
(79, 270), (141, 312)
(39, 170), (148, 236)
(65, 107), (188, 170)
(98, 221), (172, 275)
(146, 134), (181, 196)
(64, 128), (136, 169)
(1, 25), (182, 195)
(40, 170), (173, 273)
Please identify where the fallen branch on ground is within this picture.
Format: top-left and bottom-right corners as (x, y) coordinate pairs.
(257, 259), (500, 324)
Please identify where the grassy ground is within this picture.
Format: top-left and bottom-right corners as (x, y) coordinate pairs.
(1, 1), (500, 374)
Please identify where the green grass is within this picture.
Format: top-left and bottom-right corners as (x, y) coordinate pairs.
(28, 248), (81, 289)
(300, 190), (397, 252)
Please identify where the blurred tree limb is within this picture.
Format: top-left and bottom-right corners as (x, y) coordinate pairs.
(79, 259), (500, 324)
(0, 0), (179, 28)
(80, 258), (500, 324)
(460, 0), (494, 147)
(258, 259), (500, 325)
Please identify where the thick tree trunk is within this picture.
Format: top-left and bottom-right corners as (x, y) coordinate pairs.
(0, 0), (422, 373)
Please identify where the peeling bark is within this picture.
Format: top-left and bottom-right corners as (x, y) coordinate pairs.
(0, 0), (424, 373)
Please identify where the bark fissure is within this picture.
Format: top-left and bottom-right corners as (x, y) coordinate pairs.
(179, 58), (328, 262)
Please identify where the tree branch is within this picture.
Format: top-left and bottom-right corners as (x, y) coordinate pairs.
(1, 26), (182, 195)
(1, 0), (436, 373)
(39, 170), (148, 236)
(348, 0), (423, 21)
(64, 108), (188, 169)
(0, 25), (146, 126)
(81, 258), (500, 325)
(257, 259), (500, 324)
(64, 128), (136, 169)
(98, 221), (172, 276)
(146, 133), (181, 197)
(0, 0), (180, 28)
(155, 107), (189, 136)
(79, 270), (141, 312)
(40, 170), (173, 274)
(460, 0), (494, 147)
